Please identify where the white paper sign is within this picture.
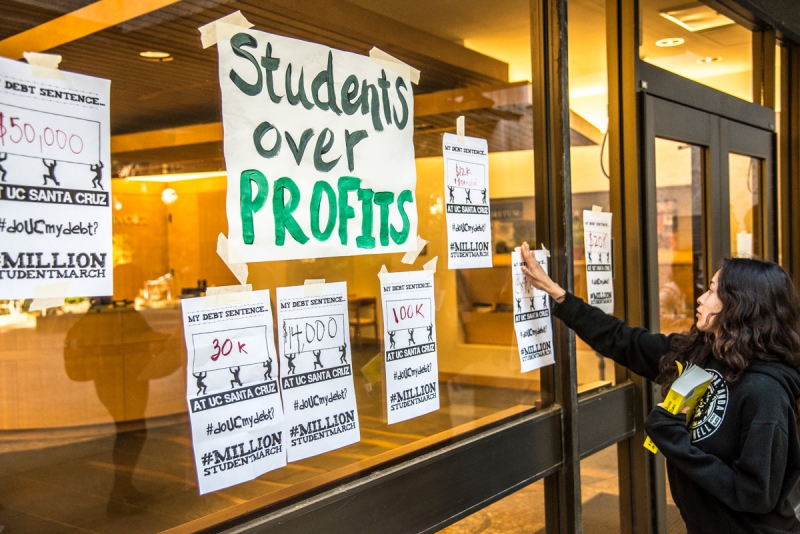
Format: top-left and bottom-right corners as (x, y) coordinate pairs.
(181, 291), (286, 495)
(276, 282), (360, 461)
(217, 29), (418, 262)
(0, 56), (112, 298)
(380, 268), (440, 424)
(584, 209), (613, 313)
(511, 249), (555, 372)
(442, 133), (492, 269)
(737, 231), (753, 258)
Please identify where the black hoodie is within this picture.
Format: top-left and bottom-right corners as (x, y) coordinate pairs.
(553, 293), (800, 533)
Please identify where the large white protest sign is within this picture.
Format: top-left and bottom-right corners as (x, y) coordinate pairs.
(443, 133), (492, 269)
(380, 268), (439, 424)
(216, 29), (418, 262)
(584, 209), (613, 313)
(181, 290), (286, 494)
(511, 249), (555, 372)
(0, 56), (111, 298)
(276, 282), (360, 461)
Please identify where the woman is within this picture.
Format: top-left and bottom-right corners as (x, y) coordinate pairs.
(520, 242), (800, 533)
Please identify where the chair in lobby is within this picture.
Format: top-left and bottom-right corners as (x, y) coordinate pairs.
(348, 297), (378, 349)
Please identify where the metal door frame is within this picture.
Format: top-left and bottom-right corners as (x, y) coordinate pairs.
(639, 66), (776, 533)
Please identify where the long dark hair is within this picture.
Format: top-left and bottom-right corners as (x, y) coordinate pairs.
(656, 258), (800, 395)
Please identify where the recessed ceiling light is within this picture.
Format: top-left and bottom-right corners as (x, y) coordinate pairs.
(697, 56), (723, 63)
(655, 37), (685, 47)
(660, 5), (735, 32)
(140, 51), (173, 62)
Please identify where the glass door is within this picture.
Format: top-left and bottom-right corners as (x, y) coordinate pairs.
(644, 96), (717, 335)
(642, 93), (775, 533)
(643, 95), (776, 334)
(653, 137), (704, 335)
(722, 120), (774, 261)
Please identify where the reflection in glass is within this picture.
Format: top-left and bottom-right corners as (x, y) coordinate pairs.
(568, 0), (615, 385)
(640, 0), (752, 102)
(728, 153), (762, 258)
(655, 138), (704, 335)
(442, 480), (545, 533)
(0, 0), (545, 530)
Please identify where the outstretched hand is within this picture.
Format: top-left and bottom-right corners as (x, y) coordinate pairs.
(520, 242), (567, 302)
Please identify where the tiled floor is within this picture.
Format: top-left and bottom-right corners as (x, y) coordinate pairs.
(443, 446), (687, 534)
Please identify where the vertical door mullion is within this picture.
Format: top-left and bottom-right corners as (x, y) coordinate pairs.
(531, 0), (577, 532)
(712, 117), (729, 268)
(641, 93), (668, 534)
(764, 154), (775, 260)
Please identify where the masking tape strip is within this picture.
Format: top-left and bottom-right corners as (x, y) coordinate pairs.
(540, 244), (551, 258)
(401, 235), (429, 265)
(303, 279), (326, 297)
(423, 256), (438, 276)
(369, 47), (421, 85)
(205, 284), (253, 307)
(592, 205), (603, 214)
(217, 233), (249, 285)
(378, 264), (389, 284)
(457, 116), (465, 145)
(29, 281), (70, 311)
(24, 52), (65, 80)
(199, 11), (254, 49)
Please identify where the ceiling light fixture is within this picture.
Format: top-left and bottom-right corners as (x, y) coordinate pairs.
(655, 37), (685, 47)
(660, 5), (735, 32)
(139, 51), (173, 62)
(161, 187), (178, 204)
(124, 170), (226, 182)
(697, 56), (722, 63)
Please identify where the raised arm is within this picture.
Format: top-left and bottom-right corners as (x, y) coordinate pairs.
(520, 242), (669, 380)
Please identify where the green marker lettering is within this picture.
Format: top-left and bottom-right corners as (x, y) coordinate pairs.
(391, 189), (413, 244)
(310, 181), (337, 241)
(344, 129), (368, 172)
(337, 176), (361, 245)
(310, 51), (342, 115)
(393, 78), (409, 130)
(261, 43), (283, 104)
(229, 33), (262, 96)
(373, 191), (394, 246)
(273, 177), (308, 245)
(253, 121), (281, 158)
(377, 70), (392, 125)
(314, 128), (340, 172)
(356, 188), (375, 249)
(285, 64), (314, 110)
(341, 75), (360, 115)
(240, 169), (268, 245)
(286, 128), (314, 165)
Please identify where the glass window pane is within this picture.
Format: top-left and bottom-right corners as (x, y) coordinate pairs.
(0, 0), (543, 530)
(569, 0), (615, 386)
(581, 446), (621, 531)
(640, 0), (753, 102)
(441, 480), (545, 533)
(581, 447), (686, 533)
(655, 138), (704, 334)
(728, 153), (762, 258)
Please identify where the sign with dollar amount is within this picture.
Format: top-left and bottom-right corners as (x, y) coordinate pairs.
(181, 290), (285, 494)
(380, 266), (440, 424)
(0, 55), (112, 299)
(276, 282), (360, 462)
(511, 249), (556, 373)
(583, 209), (613, 313)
